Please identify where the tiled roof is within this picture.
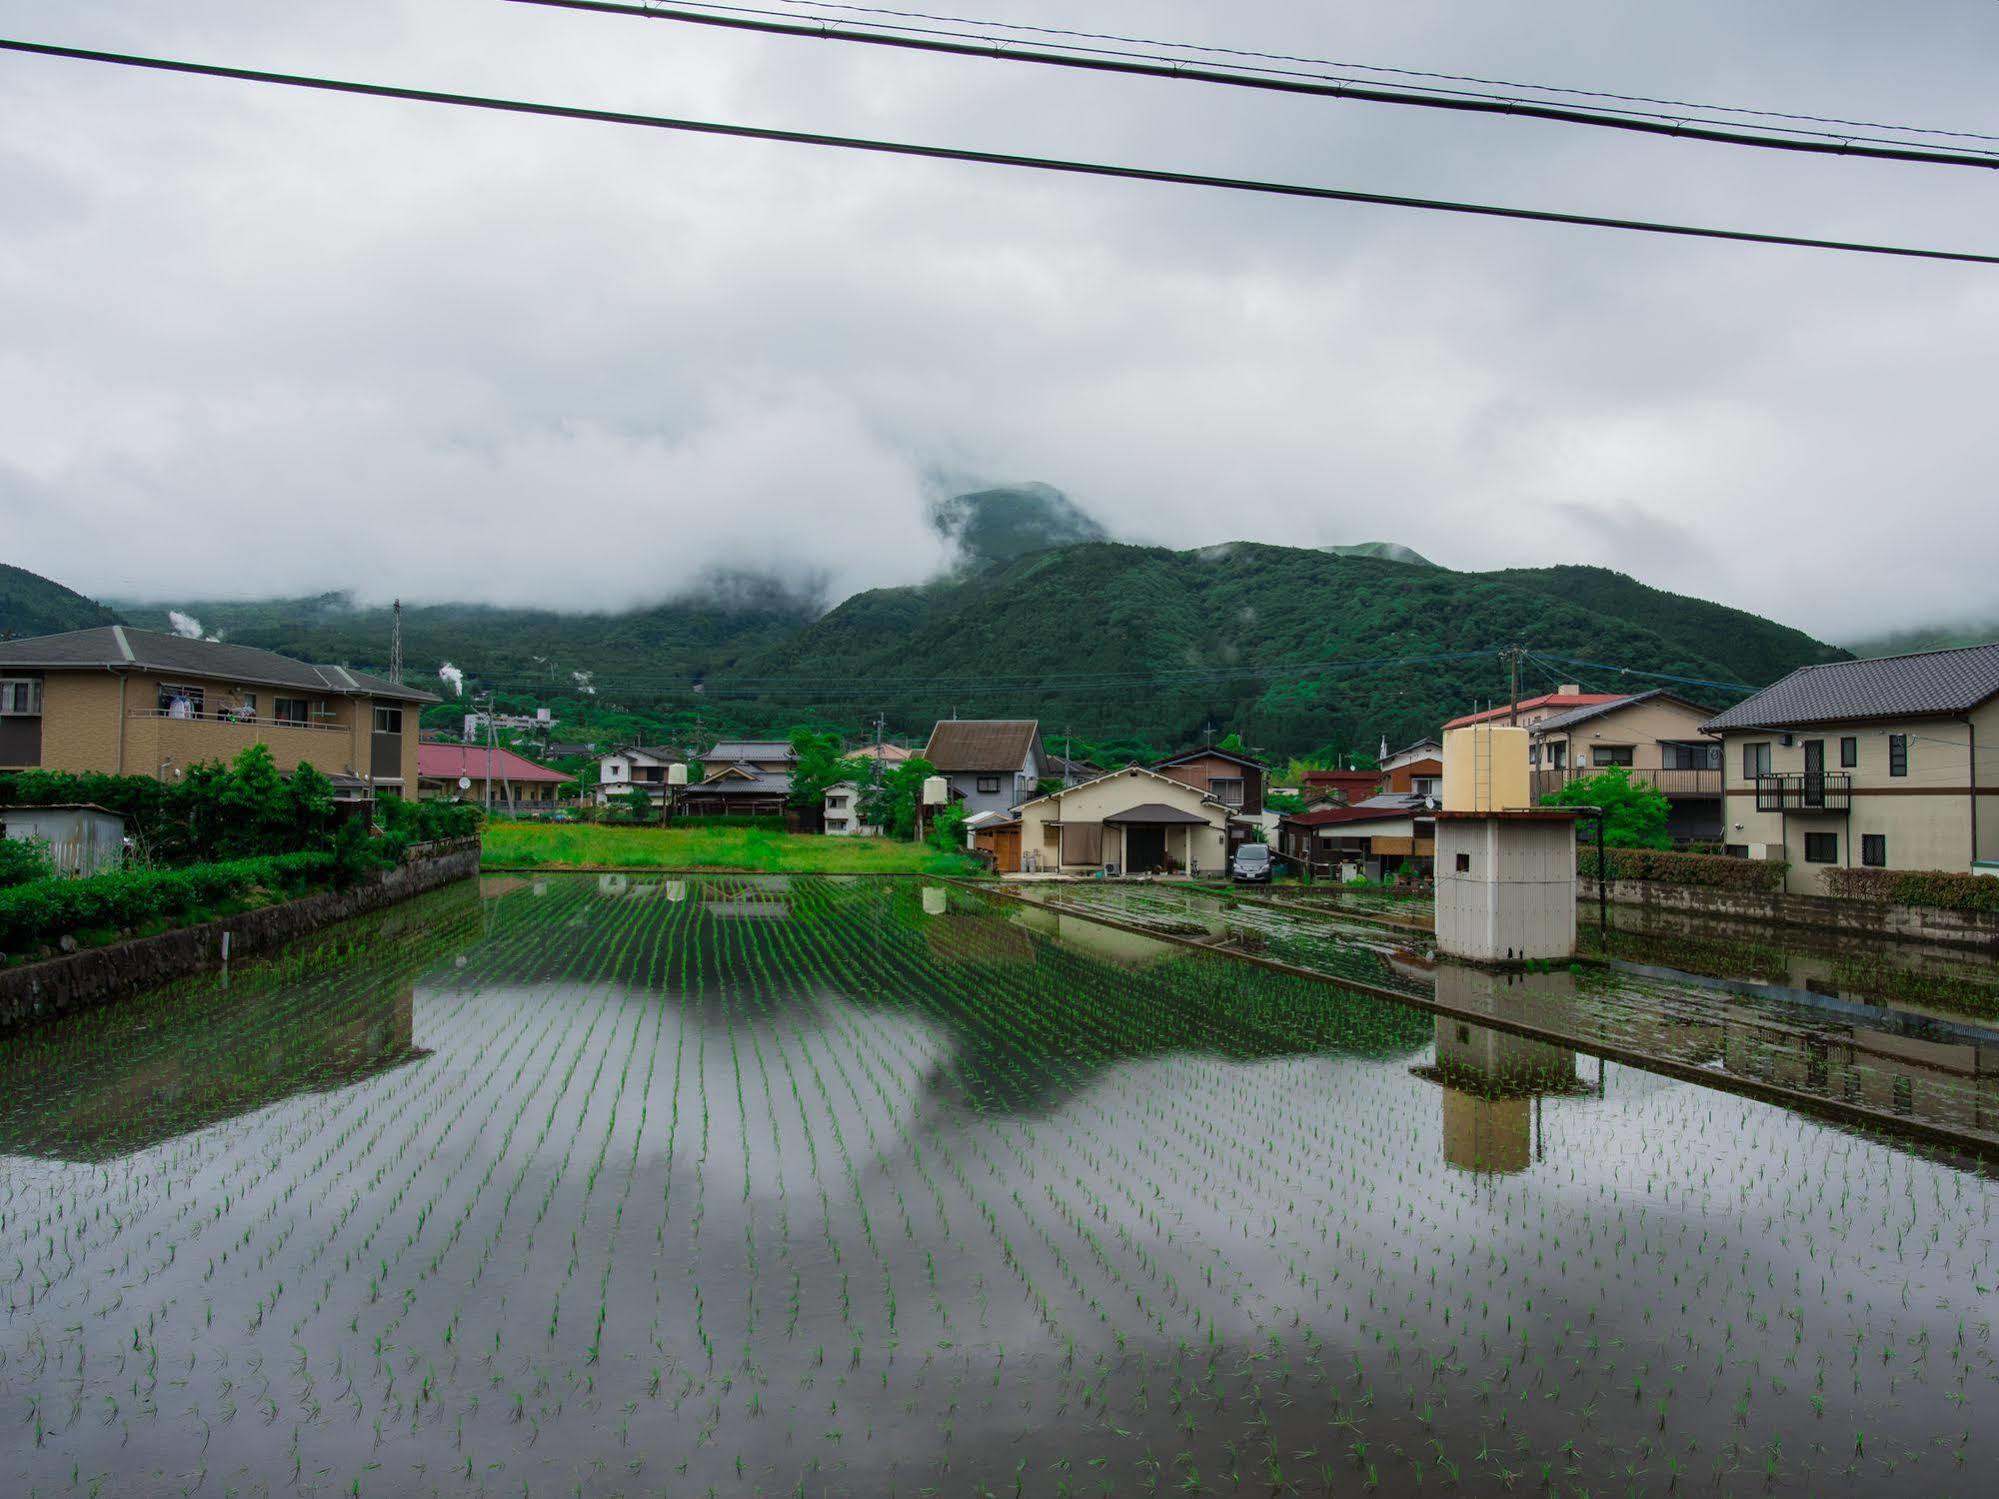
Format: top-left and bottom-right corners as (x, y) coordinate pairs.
(1442, 692), (1621, 730)
(1528, 689), (1710, 735)
(1100, 802), (1218, 826)
(1702, 642), (1999, 732)
(705, 741), (794, 762)
(418, 744), (568, 784)
(1152, 747), (1268, 772)
(0, 626), (439, 702)
(1280, 804), (1426, 828)
(923, 719), (1042, 773)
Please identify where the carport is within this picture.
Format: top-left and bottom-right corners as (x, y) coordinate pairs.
(1102, 803), (1213, 875)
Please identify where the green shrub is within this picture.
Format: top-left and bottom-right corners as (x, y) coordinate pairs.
(0, 836), (56, 890)
(1820, 866), (1999, 913)
(0, 851), (340, 956)
(1578, 846), (1788, 894)
(377, 797), (481, 850)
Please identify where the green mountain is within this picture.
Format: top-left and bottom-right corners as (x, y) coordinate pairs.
(0, 563), (121, 639)
(931, 482), (1109, 567)
(1481, 564), (1849, 687)
(1323, 542), (1436, 567)
(738, 542), (1833, 752)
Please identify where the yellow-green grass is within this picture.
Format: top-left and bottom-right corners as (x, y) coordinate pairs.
(480, 821), (984, 875)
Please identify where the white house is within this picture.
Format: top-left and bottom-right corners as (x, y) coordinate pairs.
(595, 745), (677, 808)
(824, 743), (912, 836)
(1016, 765), (1230, 876)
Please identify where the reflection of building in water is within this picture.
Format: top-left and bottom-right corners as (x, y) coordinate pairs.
(922, 914), (1035, 967)
(1417, 963), (1594, 1173)
(1007, 902), (1179, 968)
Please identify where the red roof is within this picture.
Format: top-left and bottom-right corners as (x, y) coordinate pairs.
(1301, 769), (1384, 789)
(1442, 693), (1622, 730)
(417, 744), (569, 784)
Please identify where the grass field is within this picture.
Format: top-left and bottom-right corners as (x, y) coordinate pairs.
(481, 818), (984, 874)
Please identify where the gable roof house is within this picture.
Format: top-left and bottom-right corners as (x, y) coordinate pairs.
(1527, 690), (1722, 840)
(1016, 765), (1230, 877)
(1700, 642), (1999, 892)
(0, 625), (436, 798)
(1151, 746), (1268, 817)
(1300, 768), (1388, 806)
(418, 743), (569, 811)
(683, 739), (797, 820)
(1276, 801), (1437, 883)
(1443, 688), (1623, 733)
(922, 719), (1047, 818)
(595, 744), (679, 807)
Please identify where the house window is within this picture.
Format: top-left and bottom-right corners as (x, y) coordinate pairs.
(1662, 742), (1719, 770)
(1591, 745), (1635, 768)
(1411, 777), (1439, 797)
(1548, 742), (1566, 770)
(1862, 833), (1887, 867)
(1803, 832), (1838, 864)
(1723, 844), (1749, 859)
(1839, 737), (1857, 769)
(373, 706), (403, 734)
(1888, 734), (1909, 777)
(975, 776), (1001, 794)
(0, 679), (41, 716)
(274, 696), (310, 726)
(1743, 742), (1772, 779)
(1209, 776), (1244, 807)
(1454, 852), (1471, 873)
(158, 682), (205, 718)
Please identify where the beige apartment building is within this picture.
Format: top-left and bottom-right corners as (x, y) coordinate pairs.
(0, 625), (437, 798)
(1701, 643), (1999, 893)
(1527, 690), (1723, 840)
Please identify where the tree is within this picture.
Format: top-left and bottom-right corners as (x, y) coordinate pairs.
(927, 802), (969, 854)
(1540, 766), (1670, 849)
(858, 756), (936, 840)
(1216, 732), (1246, 754)
(787, 728), (868, 823)
(286, 761), (340, 851)
(214, 743), (294, 859)
(621, 785), (652, 822)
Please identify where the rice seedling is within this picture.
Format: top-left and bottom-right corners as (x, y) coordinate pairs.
(0, 872), (1991, 1496)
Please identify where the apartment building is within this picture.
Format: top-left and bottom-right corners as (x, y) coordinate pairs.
(0, 625), (436, 797)
(1701, 643), (1999, 893)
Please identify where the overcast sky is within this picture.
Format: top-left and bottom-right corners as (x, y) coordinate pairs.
(2, 0), (1995, 640)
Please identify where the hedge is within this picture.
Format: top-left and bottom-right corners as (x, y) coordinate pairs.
(1578, 846), (1789, 895)
(1819, 866), (1999, 913)
(0, 851), (339, 957)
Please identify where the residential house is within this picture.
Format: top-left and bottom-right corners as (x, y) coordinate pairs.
(1701, 642), (1999, 893)
(1381, 737), (1443, 774)
(825, 743), (912, 836)
(1384, 752), (1444, 798)
(922, 719), (1048, 818)
(1017, 766), (1230, 876)
(1277, 798), (1437, 882)
(685, 739), (795, 819)
(1151, 747), (1267, 815)
(1523, 691), (1721, 840)
(418, 743), (569, 812)
(0, 625), (435, 799)
(1045, 751), (1104, 786)
(1441, 688), (1623, 733)
(595, 745), (678, 808)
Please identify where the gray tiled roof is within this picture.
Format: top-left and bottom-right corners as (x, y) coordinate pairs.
(705, 740), (794, 762)
(1529, 689), (1711, 735)
(0, 626), (438, 702)
(1702, 642), (1999, 732)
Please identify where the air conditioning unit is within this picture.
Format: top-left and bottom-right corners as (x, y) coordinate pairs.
(1779, 733), (1794, 747)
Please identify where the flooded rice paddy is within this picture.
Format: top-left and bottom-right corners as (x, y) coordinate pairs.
(1, 873), (1995, 1497)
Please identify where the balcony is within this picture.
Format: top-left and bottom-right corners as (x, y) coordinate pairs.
(1530, 766), (1722, 800)
(1754, 772), (1852, 813)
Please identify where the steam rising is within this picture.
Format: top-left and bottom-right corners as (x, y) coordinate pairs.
(167, 610), (205, 640)
(571, 670), (596, 697)
(437, 663), (464, 697)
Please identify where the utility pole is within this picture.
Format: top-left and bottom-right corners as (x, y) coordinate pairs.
(1507, 647), (1522, 726)
(481, 693), (494, 813)
(390, 599), (403, 685)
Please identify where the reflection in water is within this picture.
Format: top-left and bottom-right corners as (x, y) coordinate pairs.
(0, 881), (479, 1161)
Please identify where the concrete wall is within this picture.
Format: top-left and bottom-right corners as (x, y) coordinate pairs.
(1435, 816), (1578, 962)
(1587, 874), (1999, 951)
(0, 837), (480, 1031)
(1718, 698), (1999, 892)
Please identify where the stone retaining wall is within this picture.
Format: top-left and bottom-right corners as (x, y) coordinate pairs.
(0, 838), (481, 1031)
(1590, 876), (1999, 951)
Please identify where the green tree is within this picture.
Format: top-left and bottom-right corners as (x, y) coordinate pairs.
(287, 762), (340, 850)
(214, 743), (294, 859)
(858, 756), (936, 840)
(787, 727), (869, 819)
(1541, 766), (1670, 849)
(0, 835), (55, 889)
(927, 802), (970, 854)
(621, 785), (652, 822)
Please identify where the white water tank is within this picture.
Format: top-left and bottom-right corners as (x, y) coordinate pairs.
(922, 776), (948, 806)
(668, 763), (689, 786)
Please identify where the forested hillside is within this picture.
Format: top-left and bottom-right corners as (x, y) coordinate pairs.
(0, 564), (121, 639)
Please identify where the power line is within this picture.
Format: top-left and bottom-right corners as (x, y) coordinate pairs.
(5, 37), (1997, 265)
(736, 0), (1999, 147)
(510, 0), (1999, 170)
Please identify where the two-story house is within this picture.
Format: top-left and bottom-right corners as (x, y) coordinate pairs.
(1526, 690), (1722, 840)
(1442, 688), (1623, 734)
(825, 743), (910, 836)
(595, 745), (678, 808)
(922, 719), (1047, 818)
(683, 739), (795, 819)
(1150, 747), (1266, 814)
(1700, 643), (1999, 892)
(0, 625), (435, 798)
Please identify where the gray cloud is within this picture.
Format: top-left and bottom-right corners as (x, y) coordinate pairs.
(1, 0), (1995, 640)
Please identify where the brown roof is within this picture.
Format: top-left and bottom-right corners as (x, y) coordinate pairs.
(923, 719), (1042, 773)
(0, 626), (438, 703)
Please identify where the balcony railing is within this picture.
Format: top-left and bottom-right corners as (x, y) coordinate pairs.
(1531, 766), (1722, 799)
(1755, 772), (1852, 813)
(129, 708), (349, 734)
